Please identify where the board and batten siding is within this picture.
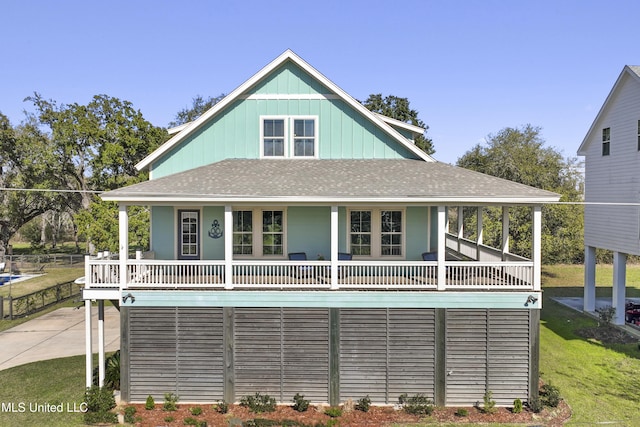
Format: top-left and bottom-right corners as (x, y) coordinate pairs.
(445, 309), (530, 406)
(151, 62), (418, 178)
(583, 72), (640, 255)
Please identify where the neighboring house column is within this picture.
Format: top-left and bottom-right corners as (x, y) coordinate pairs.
(476, 207), (483, 261)
(85, 299), (92, 388)
(437, 206), (446, 290)
(502, 207), (509, 260)
(532, 206), (542, 291)
(584, 246), (596, 312)
(224, 205), (233, 290)
(330, 205), (338, 290)
(612, 251), (627, 325)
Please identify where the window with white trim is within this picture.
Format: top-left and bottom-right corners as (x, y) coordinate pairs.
(602, 127), (610, 156)
(232, 209), (286, 257)
(349, 209), (404, 257)
(261, 116), (317, 158)
(178, 210), (199, 260)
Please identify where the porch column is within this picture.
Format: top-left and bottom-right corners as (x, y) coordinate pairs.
(612, 251), (627, 325)
(98, 300), (105, 387)
(437, 206), (446, 291)
(457, 206), (464, 253)
(584, 246), (596, 312)
(330, 205), (339, 290)
(502, 206), (509, 260)
(224, 205), (233, 290)
(476, 207), (483, 261)
(118, 204), (128, 295)
(532, 206), (542, 291)
(85, 299), (92, 388)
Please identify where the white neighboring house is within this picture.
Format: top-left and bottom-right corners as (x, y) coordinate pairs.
(577, 65), (640, 324)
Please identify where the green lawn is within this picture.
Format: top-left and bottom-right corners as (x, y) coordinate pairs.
(0, 265), (639, 426)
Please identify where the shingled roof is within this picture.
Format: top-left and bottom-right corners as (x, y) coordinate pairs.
(101, 159), (559, 204)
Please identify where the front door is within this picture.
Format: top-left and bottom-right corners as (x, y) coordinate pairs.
(178, 210), (200, 260)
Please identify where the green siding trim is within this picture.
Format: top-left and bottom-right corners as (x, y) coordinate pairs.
(150, 206), (175, 259)
(248, 62), (329, 95)
(203, 206), (225, 260)
(121, 291), (542, 309)
(406, 206), (429, 260)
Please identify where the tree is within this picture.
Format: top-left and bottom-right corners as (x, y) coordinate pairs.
(169, 94), (225, 128)
(0, 113), (62, 250)
(25, 94), (169, 252)
(362, 94), (434, 155)
(457, 124), (584, 264)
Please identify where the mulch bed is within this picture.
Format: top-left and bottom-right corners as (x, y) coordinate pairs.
(126, 399), (572, 426)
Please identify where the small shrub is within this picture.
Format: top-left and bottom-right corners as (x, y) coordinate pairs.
(513, 398), (523, 414)
(124, 405), (137, 423)
(145, 395), (155, 410)
(83, 385), (117, 424)
(398, 393), (434, 416)
(596, 305), (616, 327)
(292, 393), (310, 412)
(183, 417), (199, 426)
(324, 406), (343, 418)
(326, 419), (339, 427)
(455, 408), (468, 417)
(163, 392), (179, 411)
(355, 395), (371, 412)
(240, 392), (277, 413)
(528, 397), (543, 413)
(213, 400), (229, 414)
(482, 390), (497, 414)
(164, 415), (175, 422)
(540, 383), (562, 407)
(190, 406), (203, 415)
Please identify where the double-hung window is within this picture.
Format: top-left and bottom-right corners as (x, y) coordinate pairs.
(349, 209), (404, 257)
(233, 209), (285, 256)
(602, 127), (610, 156)
(261, 116), (317, 158)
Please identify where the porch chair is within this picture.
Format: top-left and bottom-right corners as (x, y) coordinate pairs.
(287, 252), (315, 277)
(421, 251), (437, 261)
(337, 252), (352, 278)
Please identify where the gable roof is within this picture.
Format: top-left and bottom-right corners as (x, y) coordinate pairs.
(103, 159), (559, 205)
(577, 65), (640, 155)
(137, 50), (434, 171)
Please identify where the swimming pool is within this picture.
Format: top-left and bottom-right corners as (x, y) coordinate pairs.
(0, 275), (23, 285)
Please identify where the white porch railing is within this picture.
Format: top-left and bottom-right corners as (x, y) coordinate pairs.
(84, 258), (534, 291)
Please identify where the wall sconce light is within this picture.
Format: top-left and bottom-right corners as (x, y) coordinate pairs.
(123, 293), (135, 303)
(525, 295), (538, 307)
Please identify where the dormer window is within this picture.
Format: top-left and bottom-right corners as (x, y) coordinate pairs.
(261, 116), (317, 158)
(602, 127), (610, 156)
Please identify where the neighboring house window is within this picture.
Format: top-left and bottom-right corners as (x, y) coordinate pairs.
(178, 210), (199, 260)
(233, 208), (286, 257)
(233, 211), (253, 255)
(349, 209), (404, 257)
(293, 119), (315, 156)
(602, 127), (610, 156)
(263, 119), (285, 157)
(261, 116), (317, 158)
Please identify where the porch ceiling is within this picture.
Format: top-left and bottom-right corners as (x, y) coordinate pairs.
(101, 159), (560, 204)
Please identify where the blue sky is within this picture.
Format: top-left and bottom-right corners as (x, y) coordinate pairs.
(1, 0), (638, 164)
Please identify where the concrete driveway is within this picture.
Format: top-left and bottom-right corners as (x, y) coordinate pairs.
(0, 305), (120, 371)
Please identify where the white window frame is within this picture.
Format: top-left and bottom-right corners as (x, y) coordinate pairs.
(176, 207), (202, 260)
(347, 208), (406, 259)
(232, 207), (287, 258)
(259, 116), (318, 159)
(602, 127), (610, 156)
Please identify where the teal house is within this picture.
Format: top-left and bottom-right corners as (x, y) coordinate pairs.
(83, 50), (559, 407)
